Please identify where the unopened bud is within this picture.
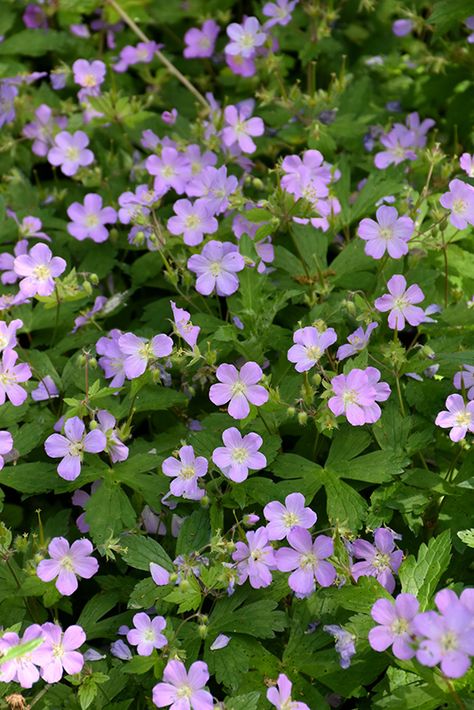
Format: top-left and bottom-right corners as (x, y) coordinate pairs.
(298, 411), (308, 425)
(287, 406), (296, 417)
(179, 579), (190, 591)
(198, 624), (208, 639)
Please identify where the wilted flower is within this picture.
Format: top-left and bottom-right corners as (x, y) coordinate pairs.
(324, 625), (356, 668)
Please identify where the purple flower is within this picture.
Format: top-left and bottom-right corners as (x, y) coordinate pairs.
(0, 82), (17, 128)
(118, 184), (156, 224)
(358, 206), (414, 259)
(351, 528), (403, 594)
(439, 179), (474, 230)
(111, 639), (132, 660)
(67, 194), (117, 243)
(73, 295), (107, 333)
(127, 613), (167, 656)
(267, 673), (310, 710)
(225, 52), (257, 78)
(0, 318), (22, 352)
(209, 361), (268, 419)
(44, 416), (107, 481)
(0, 349), (32, 406)
(392, 19), (413, 36)
(187, 241), (245, 297)
(184, 20), (220, 59)
(118, 332), (173, 379)
(37, 537), (99, 596)
(281, 149), (330, 197)
(226, 17), (267, 58)
(152, 659), (213, 709)
(435, 394), (474, 442)
(466, 16), (474, 43)
(264, 493), (317, 541)
(39, 623), (86, 682)
(0, 239), (28, 284)
(0, 430), (13, 470)
(276, 528), (336, 597)
(222, 105), (264, 154)
(162, 108), (177, 125)
(405, 112), (435, 149)
(31, 375), (59, 401)
(96, 329), (127, 387)
(287, 326), (337, 373)
(95, 410), (129, 463)
(460, 153), (474, 178)
(162, 445), (208, 500)
(48, 131), (94, 176)
(167, 199), (218, 246)
(187, 166), (238, 215)
(375, 275), (425, 330)
(232, 527), (276, 589)
(454, 364), (474, 400)
(323, 625), (356, 669)
(337, 323), (378, 361)
(146, 147), (191, 196)
(170, 301), (200, 349)
(212, 427), (266, 482)
(374, 125), (417, 169)
(210, 634), (230, 651)
(22, 104), (68, 157)
(14, 243), (66, 297)
(328, 367), (391, 426)
(150, 562), (171, 586)
(72, 59), (106, 93)
(23, 4), (48, 29)
(0, 625), (44, 688)
(263, 0), (299, 29)
(369, 593), (419, 659)
(113, 41), (157, 72)
(51, 70), (67, 90)
(15, 214), (50, 240)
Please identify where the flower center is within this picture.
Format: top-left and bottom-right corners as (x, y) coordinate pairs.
(85, 214), (99, 227)
(373, 552), (391, 570)
(440, 632), (458, 652)
(282, 511), (300, 528)
(60, 555), (75, 571)
(177, 685), (193, 699)
(342, 388), (358, 406)
(240, 32), (256, 50)
(233, 119), (247, 135)
(65, 146), (80, 162)
(251, 548), (263, 561)
(0, 372), (13, 386)
(52, 642), (64, 658)
(162, 165), (175, 178)
(83, 74), (97, 87)
(69, 441), (84, 457)
(32, 264), (51, 281)
(453, 198), (466, 214)
(455, 411), (471, 427)
(393, 296), (409, 311)
(180, 465), (196, 480)
(199, 36), (211, 48)
(231, 446), (249, 464)
(300, 552), (316, 569)
(306, 345), (322, 361)
(209, 261), (222, 277)
(391, 618), (409, 636)
(143, 629), (155, 641)
(379, 227), (393, 241)
(231, 380), (247, 397)
(184, 214), (202, 230)
(0, 335), (8, 349)
(138, 342), (153, 361)
(393, 145), (406, 159)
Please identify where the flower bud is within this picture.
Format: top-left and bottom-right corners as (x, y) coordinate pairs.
(89, 420), (98, 430)
(198, 624), (208, 639)
(287, 406), (296, 417)
(179, 579), (190, 591)
(200, 495), (210, 508)
(298, 411), (308, 425)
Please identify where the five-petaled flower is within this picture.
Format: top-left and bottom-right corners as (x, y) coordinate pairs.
(44, 416), (107, 480)
(37, 537), (99, 596)
(209, 361), (269, 419)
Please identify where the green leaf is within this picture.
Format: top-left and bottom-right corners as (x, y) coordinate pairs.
(122, 654), (156, 675)
(77, 591), (121, 636)
(176, 509), (210, 555)
(226, 692), (261, 710)
(78, 680), (98, 710)
(121, 535), (173, 572)
(399, 531), (452, 609)
(327, 451), (404, 484)
(457, 529), (474, 548)
(429, 0), (474, 34)
(0, 30), (71, 56)
(350, 170), (404, 223)
(209, 596), (287, 639)
(0, 463), (58, 494)
(85, 480), (137, 546)
(164, 576), (202, 612)
(323, 469), (367, 530)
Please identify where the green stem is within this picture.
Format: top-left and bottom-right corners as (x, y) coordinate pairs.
(394, 373), (406, 417)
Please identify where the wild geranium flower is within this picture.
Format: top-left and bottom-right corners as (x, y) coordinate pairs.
(14, 243), (66, 297)
(44, 416), (107, 481)
(118, 184), (156, 224)
(460, 153), (474, 178)
(439, 179), (474, 229)
(170, 301), (200, 348)
(328, 367), (390, 426)
(48, 130), (94, 176)
(267, 673), (310, 710)
(263, 0), (299, 29)
(264, 493), (317, 541)
(150, 562), (171, 586)
(0, 349), (32, 406)
(72, 59), (106, 93)
(73, 295), (107, 333)
(96, 329), (127, 387)
(0, 318), (22, 352)
(0, 239), (28, 284)
(374, 125), (417, 169)
(209, 361), (268, 419)
(162, 445), (208, 500)
(404, 112), (435, 148)
(454, 364), (474, 400)
(225, 51), (257, 78)
(222, 105), (264, 154)
(146, 147), (190, 196)
(392, 19), (413, 36)
(225, 17), (266, 58)
(38, 623), (86, 682)
(287, 326), (337, 373)
(167, 199), (218, 246)
(67, 193), (117, 243)
(281, 149), (331, 197)
(37, 537), (99, 596)
(187, 165), (238, 215)
(152, 660), (213, 709)
(0, 83), (17, 129)
(14, 214), (50, 241)
(0, 624), (44, 688)
(126, 613), (167, 656)
(374, 275), (425, 330)
(369, 593), (419, 660)
(113, 41), (158, 72)
(357, 206), (414, 259)
(187, 240), (245, 297)
(184, 20), (220, 59)
(212, 427), (266, 482)
(337, 323), (378, 361)
(118, 332), (173, 379)
(0, 430), (14, 470)
(95, 410), (129, 462)
(22, 103), (68, 157)
(351, 528), (403, 594)
(276, 528), (336, 597)
(323, 625), (356, 669)
(435, 394), (474, 442)
(232, 527), (276, 589)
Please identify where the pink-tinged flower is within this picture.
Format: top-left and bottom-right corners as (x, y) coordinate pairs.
(276, 528), (336, 597)
(67, 193), (117, 243)
(36, 537), (99, 596)
(162, 108), (177, 125)
(113, 41), (157, 72)
(170, 301), (200, 349)
(263, 0), (299, 29)
(146, 147), (191, 196)
(454, 364), (474, 400)
(14, 243), (66, 297)
(264, 493), (317, 541)
(369, 593), (419, 660)
(460, 153), (474, 178)
(287, 326), (337, 373)
(351, 528), (403, 594)
(222, 105), (264, 154)
(162, 445), (208, 500)
(374, 125), (417, 169)
(38, 623), (86, 682)
(184, 20), (220, 59)
(358, 206), (414, 259)
(152, 659), (213, 709)
(439, 178), (474, 229)
(226, 17), (267, 58)
(0, 349), (32, 406)
(150, 562), (171, 586)
(184, 144), (217, 180)
(0, 624), (44, 688)
(96, 329), (127, 387)
(167, 199), (218, 246)
(95, 410), (129, 463)
(118, 184), (157, 224)
(281, 150), (331, 197)
(392, 19), (413, 36)
(466, 16), (474, 43)
(232, 527), (276, 589)
(187, 241), (245, 297)
(267, 673), (310, 710)
(375, 275), (425, 330)
(14, 215), (50, 241)
(225, 51), (257, 78)
(212, 427), (266, 482)
(0, 430), (13, 470)
(0, 83), (17, 129)
(47, 130), (94, 176)
(44, 416), (107, 481)
(404, 113), (435, 149)
(187, 166), (238, 215)
(0, 239), (28, 284)
(209, 362), (268, 420)
(337, 323), (378, 361)
(127, 613), (167, 656)
(328, 367), (390, 426)
(22, 104), (68, 157)
(435, 394), (474, 442)
(0, 318), (22, 352)
(118, 332), (173, 379)
(23, 3), (48, 29)
(72, 59), (106, 92)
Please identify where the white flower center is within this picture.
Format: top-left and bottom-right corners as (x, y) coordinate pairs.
(65, 146), (80, 162)
(69, 441), (84, 457)
(299, 552), (316, 569)
(305, 345), (322, 361)
(86, 214), (99, 227)
(231, 380), (247, 396)
(393, 296), (409, 311)
(180, 465), (195, 480)
(0, 335), (8, 349)
(453, 198), (466, 215)
(52, 642), (64, 658)
(373, 552), (391, 570)
(231, 446), (249, 464)
(60, 555), (75, 571)
(282, 512), (300, 528)
(379, 227), (394, 241)
(83, 74), (97, 87)
(239, 32), (256, 50)
(209, 261), (222, 277)
(391, 618), (409, 636)
(342, 389), (358, 406)
(440, 632), (458, 652)
(455, 411), (471, 427)
(177, 685), (193, 699)
(162, 165), (175, 178)
(184, 214), (202, 230)
(33, 264), (51, 281)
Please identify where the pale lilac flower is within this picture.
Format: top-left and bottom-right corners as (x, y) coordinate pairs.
(0, 349), (32, 406)
(95, 410), (129, 462)
(454, 365), (474, 400)
(37, 537), (99, 596)
(70, 24), (90, 38)
(0, 318), (22, 352)
(212, 427), (266, 482)
(404, 113), (435, 149)
(170, 301), (200, 349)
(439, 179), (474, 229)
(375, 275), (425, 330)
(184, 144), (217, 181)
(167, 199), (218, 246)
(113, 41), (157, 72)
(435, 394), (474, 442)
(152, 660), (213, 709)
(23, 4), (48, 29)
(0, 239), (28, 284)
(209, 361), (268, 419)
(287, 326), (337, 373)
(351, 528), (403, 594)
(150, 562), (170, 586)
(146, 147), (190, 196)
(187, 241), (245, 297)
(0, 430), (13, 470)
(184, 20), (220, 59)
(328, 367), (390, 426)
(281, 150), (331, 197)
(39, 623), (86, 682)
(0, 624), (44, 688)
(162, 108), (177, 125)
(460, 153), (474, 177)
(162, 445), (208, 500)
(374, 125), (417, 169)
(466, 17), (474, 43)
(222, 105), (264, 154)
(22, 104), (68, 157)
(72, 59), (106, 93)
(187, 166), (238, 215)
(369, 593), (419, 659)
(0, 83), (18, 128)
(276, 528), (336, 597)
(44, 416), (107, 481)
(232, 527), (276, 589)
(337, 323), (378, 361)
(263, 0), (299, 29)
(14, 215), (50, 241)
(73, 295), (107, 333)
(31, 375), (59, 401)
(67, 194), (117, 243)
(111, 639), (132, 660)
(14, 243), (66, 297)
(225, 17), (267, 58)
(323, 625), (356, 669)
(51, 70), (67, 90)
(210, 634), (230, 651)
(127, 613), (167, 656)
(392, 19), (413, 36)
(118, 184), (157, 224)
(48, 130), (94, 176)
(97, 329), (127, 387)
(225, 52), (257, 77)
(358, 206), (414, 259)
(118, 332), (173, 379)
(264, 493), (317, 541)
(267, 673), (309, 710)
